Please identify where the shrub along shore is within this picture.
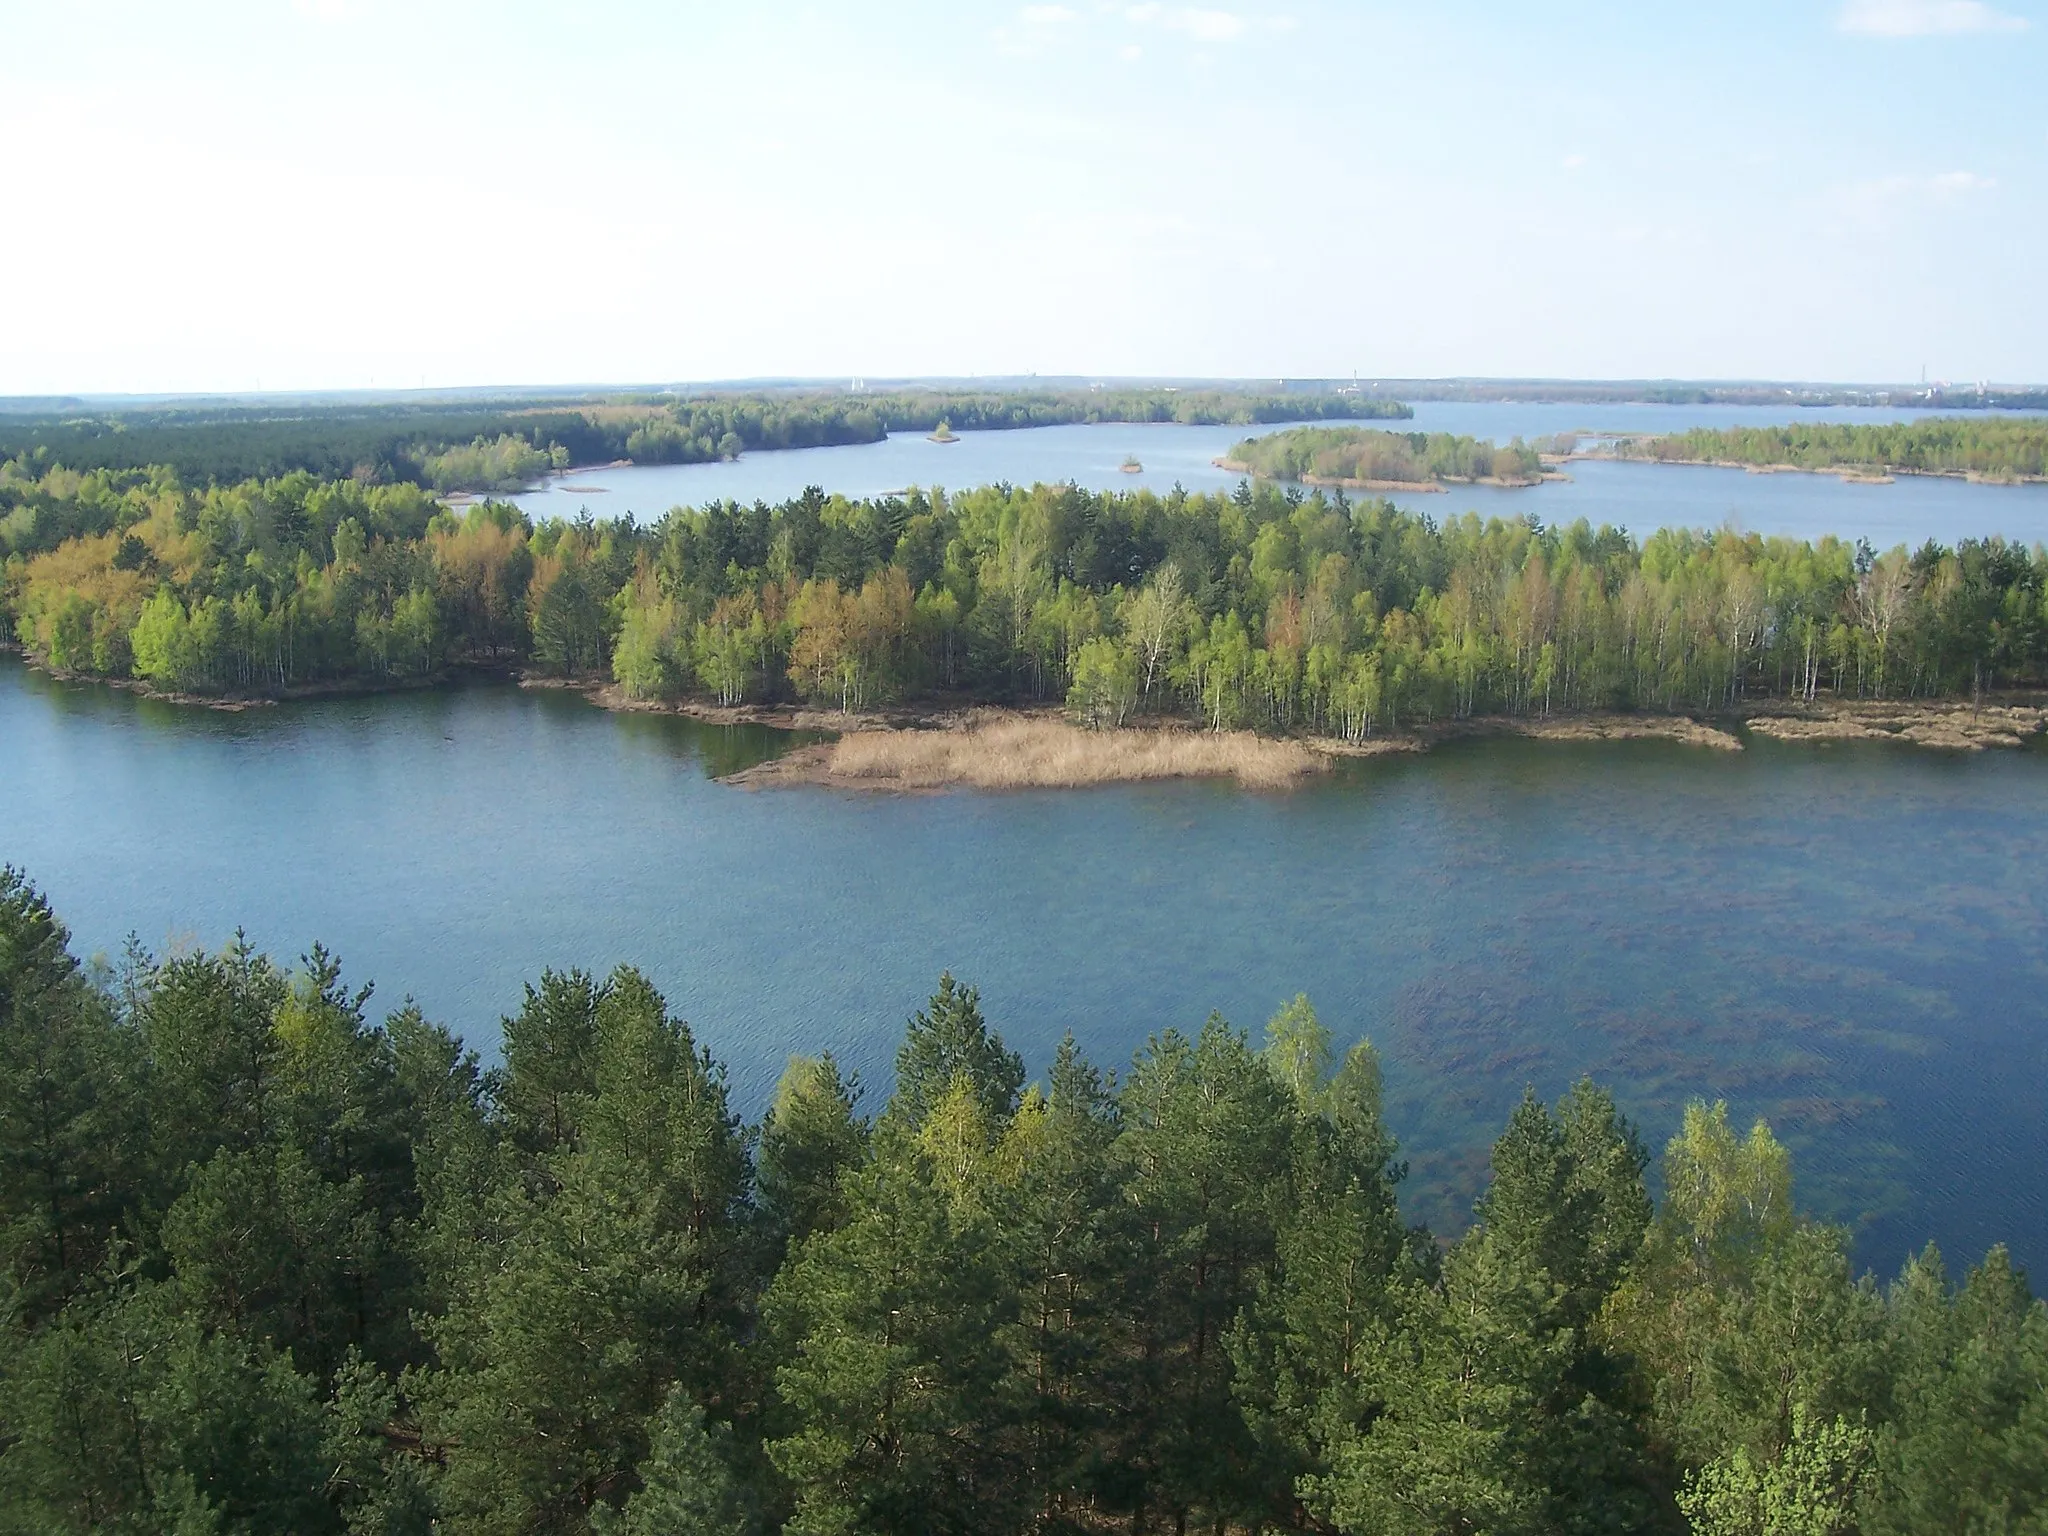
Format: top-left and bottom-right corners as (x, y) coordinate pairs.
(3, 866), (2046, 1533)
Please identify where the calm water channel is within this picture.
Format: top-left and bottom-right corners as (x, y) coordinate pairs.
(505, 402), (2048, 549)
(6, 653), (2046, 1276)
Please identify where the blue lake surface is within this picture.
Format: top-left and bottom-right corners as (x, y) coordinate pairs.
(502, 402), (2048, 549)
(6, 653), (2046, 1278)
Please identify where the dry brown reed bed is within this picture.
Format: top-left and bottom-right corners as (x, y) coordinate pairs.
(1316, 711), (1742, 755)
(824, 713), (1324, 790)
(1497, 714), (1743, 751)
(717, 696), (2048, 795)
(1742, 700), (2047, 751)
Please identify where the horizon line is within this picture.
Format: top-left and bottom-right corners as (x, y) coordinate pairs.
(4, 374), (2042, 410)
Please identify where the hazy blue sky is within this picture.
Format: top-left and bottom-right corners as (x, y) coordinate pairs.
(4, 0), (2042, 392)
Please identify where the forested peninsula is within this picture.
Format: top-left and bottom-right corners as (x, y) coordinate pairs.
(1597, 415), (2048, 484)
(1220, 426), (1546, 490)
(0, 389), (1411, 495)
(1, 867), (2043, 1534)
(9, 445), (2048, 752)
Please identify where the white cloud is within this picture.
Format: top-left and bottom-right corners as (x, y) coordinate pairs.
(1562, 153), (1588, 170)
(1838, 0), (2027, 36)
(994, 4), (1080, 58)
(291, 0), (359, 21)
(1830, 168), (1997, 229)
(1127, 5), (1250, 43)
(1181, 10), (1248, 41)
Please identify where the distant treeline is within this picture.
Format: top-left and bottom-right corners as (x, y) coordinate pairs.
(1607, 416), (2048, 481)
(3, 868), (2045, 1534)
(1227, 426), (1544, 488)
(0, 392), (1412, 494)
(613, 390), (1412, 471)
(7, 460), (2048, 727)
(867, 388), (1412, 430)
(1914, 387), (2048, 412)
(1363, 380), (2048, 410)
(0, 404), (621, 490)
(1371, 381), (1823, 406)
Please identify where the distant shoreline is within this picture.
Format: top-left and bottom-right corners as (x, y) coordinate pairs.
(1577, 448), (2048, 488)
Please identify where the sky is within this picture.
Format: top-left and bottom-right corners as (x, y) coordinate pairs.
(3, 0), (2043, 393)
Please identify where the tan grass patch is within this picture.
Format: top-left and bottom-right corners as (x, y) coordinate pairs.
(828, 715), (1323, 790)
(1743, 700), (2047, 751)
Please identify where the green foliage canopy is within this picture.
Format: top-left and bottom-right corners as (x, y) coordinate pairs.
(1, 867), (2047, 1532)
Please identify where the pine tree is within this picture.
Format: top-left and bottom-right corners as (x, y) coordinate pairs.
(420, 968), (754, 1532)
(1310, 1233), (1565, 1536)
(889, 974), (1023, 1130)
(758, 1053), (867, 1256)
(323, 1349), (440, 1536)
(497, 968), (604, 1162)
(141, 941), (293, 1186)
(1867, 1244), (2048, 1534)
(159, 1141), (377, 1379)
(764, 1134), (1023, 1536)
(1307, 1086), (1658, 1536)
(764, 991), (1031, 1536)
(0, 1271), (335, 1534)
(0, 867), (142, 1318)
(1110, 1016), (1294, 1531)
(996, 1035), (1123, 1529)
(1233, 1036), (1410, 1529)
(387, 1001), (498, 1326)
(593, 1388), (754, 1536)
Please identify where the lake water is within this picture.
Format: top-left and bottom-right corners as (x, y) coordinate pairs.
(503, 402), (2048, 549)
(6, 651), (2046, 1277)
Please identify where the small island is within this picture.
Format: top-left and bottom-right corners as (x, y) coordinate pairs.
(927, 417), (959, 444)
(1587, 416), (2048, 484)
(1218, 425), (1545, 491)
(1120, 454), (1143, 473)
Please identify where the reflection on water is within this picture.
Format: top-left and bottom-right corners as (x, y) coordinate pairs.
(4, 654), (2046, 1275)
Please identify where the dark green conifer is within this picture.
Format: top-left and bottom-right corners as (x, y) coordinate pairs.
(0, 868), (142, 1318)
(889, 973), (1023, 1129)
